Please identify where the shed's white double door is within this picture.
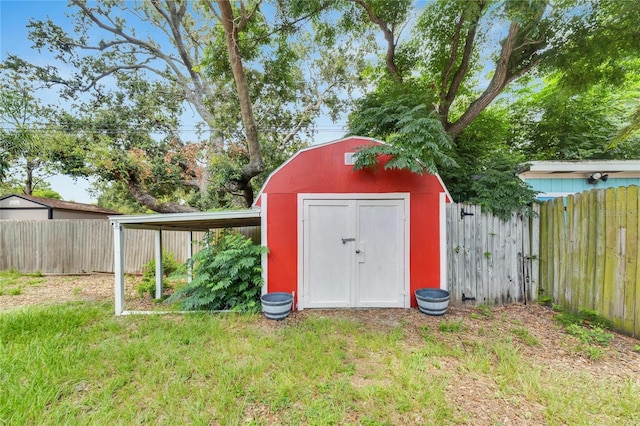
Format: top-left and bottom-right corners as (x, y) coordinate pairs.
(301, 198), (407, 308)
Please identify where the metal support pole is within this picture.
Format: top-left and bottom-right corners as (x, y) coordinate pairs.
(155, 230), (163, 300)
(113, 222), (125, 315)
(187, 231), (193, 283)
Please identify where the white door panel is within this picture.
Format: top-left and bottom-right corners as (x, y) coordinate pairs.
(303, 200), (354, 308)
(302, 198), (406, 308)
(356, 200), (404, 307)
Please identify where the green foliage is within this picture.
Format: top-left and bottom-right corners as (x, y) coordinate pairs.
(349, 85), (538, 218)
(349, 89), (456, 174)
(555, 308), (613, 330)
(31, 188), (62, 199)
(476, 304), (494, 319)
(565, 324), (613, 347)
(467, 155), (539, 220)
(546, 0), (640, 91)
(167, 231), (268, 312)
(554, 308), (614, 352)
(137, 252), (180, 299)
(538, 295), (553, 307)
(511, 71), (640, 161)
(0, 269), (44, 296)
(93, 181), (152, 215)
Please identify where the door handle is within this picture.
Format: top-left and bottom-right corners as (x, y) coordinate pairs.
(356, 241), (365, 263)
(342, 237), (355, 244)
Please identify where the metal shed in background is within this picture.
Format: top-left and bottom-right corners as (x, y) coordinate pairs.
(1, 194), (119, 220)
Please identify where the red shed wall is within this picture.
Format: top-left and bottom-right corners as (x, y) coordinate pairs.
(258, 137), (449, 308)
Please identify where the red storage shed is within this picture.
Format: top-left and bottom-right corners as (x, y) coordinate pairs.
(254, 136), (452, 310)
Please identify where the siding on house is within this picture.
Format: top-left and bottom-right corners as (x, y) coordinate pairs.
(518, 160), (640, 200)
(526, 177), (640, 195)
(0, 194), (119, 220)
(0, 209), (49, 220)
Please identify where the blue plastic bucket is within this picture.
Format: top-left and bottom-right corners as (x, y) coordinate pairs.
(261, 292), (293, 320)
(415, 288), (450, 316)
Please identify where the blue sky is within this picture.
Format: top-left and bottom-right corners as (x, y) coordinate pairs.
(1, 0), (97, 203)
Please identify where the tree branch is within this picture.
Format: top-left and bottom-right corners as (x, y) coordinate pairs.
(447, 22), (519, 140)
(348, 0), (402, 83)
(439, 11), (465, 110)
(281, 84), (332, 146)
(128, 181), (199, 213)
(441, 3), (483, 124)
(71, 0), (219, 141)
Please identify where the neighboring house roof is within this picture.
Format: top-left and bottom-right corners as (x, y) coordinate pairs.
(519, 160), (640, 179)
(0, 194), (120, 215)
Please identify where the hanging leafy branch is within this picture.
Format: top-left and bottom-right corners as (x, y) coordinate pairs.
(350, 93), (456, 174)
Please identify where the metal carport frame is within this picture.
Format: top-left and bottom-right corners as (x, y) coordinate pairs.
(109, 209), (262, 315)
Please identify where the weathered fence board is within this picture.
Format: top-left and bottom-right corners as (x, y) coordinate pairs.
(446, 203), (538, 306)
(0, 220), (260, 274)
(539, 185), (640, 337)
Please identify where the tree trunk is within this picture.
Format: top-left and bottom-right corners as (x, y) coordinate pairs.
(24, 160), (35, 195)
(218, 0), (264, 181)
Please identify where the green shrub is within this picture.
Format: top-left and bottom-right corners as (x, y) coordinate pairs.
(538, 295), (553, 307)
(555, 308), (612, 330)
(137, 251), (180, 298)
(167, 230), (268, 312)
(566, 324), (613, 347)
(554, 307), (614, 351)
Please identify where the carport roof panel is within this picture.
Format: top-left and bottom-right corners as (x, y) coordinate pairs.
(109, 209), (261, 231)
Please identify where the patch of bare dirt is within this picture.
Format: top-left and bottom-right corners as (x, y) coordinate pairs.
(0, 273), (142, 311)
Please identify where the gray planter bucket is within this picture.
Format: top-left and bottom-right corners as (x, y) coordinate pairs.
(415, 288), (450, 316)
(261, 292), (294, 320)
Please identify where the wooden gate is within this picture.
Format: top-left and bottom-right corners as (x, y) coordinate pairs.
(446, 203), (540, 306)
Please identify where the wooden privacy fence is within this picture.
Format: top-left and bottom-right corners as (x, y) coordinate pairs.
(0, 220), (260, 274)
(446, 203), (540, 306)
(539, 186), (639, 336)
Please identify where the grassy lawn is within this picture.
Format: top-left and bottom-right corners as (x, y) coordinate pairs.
(1, 301), (639, 425)
(0, 269), (46, 296)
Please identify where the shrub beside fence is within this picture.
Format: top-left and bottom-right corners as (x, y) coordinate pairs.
(539, 186), (639, 336)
